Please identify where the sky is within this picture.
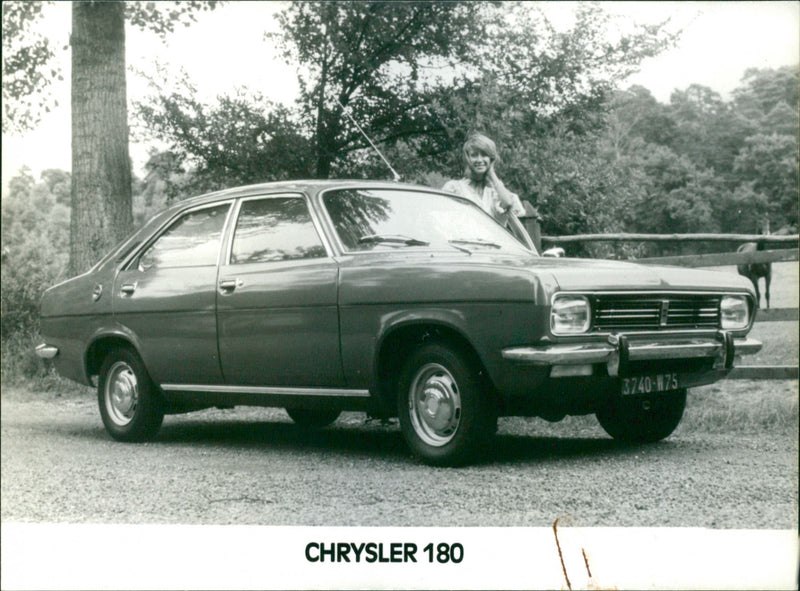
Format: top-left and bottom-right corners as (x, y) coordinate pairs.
(2, 1), (799, 189)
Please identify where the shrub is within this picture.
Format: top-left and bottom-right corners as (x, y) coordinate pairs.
(1, 168), (70, 381)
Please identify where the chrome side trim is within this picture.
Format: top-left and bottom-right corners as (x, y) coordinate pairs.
(35, 344), (59, 359)
(503, 343), (614, 365)
(160, 384), (370, 397)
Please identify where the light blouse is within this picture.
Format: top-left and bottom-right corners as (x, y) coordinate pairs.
(441, 178), (526, 223)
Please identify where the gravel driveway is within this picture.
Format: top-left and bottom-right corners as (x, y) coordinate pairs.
(2, 393), (796, 529)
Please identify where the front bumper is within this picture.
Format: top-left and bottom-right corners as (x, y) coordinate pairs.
(501, 331), (762, 377)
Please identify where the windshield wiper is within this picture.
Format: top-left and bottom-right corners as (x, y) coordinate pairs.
(448, 238), (501, 249)
(358, 234), (429, 246)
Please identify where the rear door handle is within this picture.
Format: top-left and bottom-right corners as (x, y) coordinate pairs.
(219, 278), (243, 293)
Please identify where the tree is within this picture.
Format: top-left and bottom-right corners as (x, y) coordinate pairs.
(733, 133), (799, 229)
(605, 86), (678, 157)
(1, 169), (70, 338)
(136, 74), (313, 198)
(70, 2), (132, 275)
(627, 145), (722, 254)
(2, 1), (60, 133)
(429, 3), (678, 237)
(270, 2), (484, 178)
(733, 66), (800, 121)
(69, 1), (220, 275)
(3, 1), (219, 275)
(666, 84), (756, 179)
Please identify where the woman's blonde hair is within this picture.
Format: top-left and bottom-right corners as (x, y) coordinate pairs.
(462, 133), (498, 162)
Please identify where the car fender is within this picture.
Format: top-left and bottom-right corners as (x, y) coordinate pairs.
(84, 323), (145, 383)
(371, 306), (496, 390)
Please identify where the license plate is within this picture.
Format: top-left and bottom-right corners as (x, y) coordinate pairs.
(621, 373), (680, 396)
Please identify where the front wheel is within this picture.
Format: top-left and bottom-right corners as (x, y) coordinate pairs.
(596, 389), (687, 443)
(97, 348), (164, 442)
(397, 343), (495, 466)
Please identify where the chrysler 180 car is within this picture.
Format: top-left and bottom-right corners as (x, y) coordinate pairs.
(37, 180), (762, 465)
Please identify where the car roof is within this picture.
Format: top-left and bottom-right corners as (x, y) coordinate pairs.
(170, 179), (443, 212)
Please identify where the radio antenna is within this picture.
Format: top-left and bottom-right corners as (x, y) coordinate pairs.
(336, 97), (401, 182)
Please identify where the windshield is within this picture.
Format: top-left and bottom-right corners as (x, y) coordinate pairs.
(322, 188), (535, 255)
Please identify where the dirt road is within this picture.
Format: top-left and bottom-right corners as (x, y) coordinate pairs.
(2, 394), (796, 529)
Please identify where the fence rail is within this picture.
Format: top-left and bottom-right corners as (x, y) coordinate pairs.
(728, 366), (799, 380)
(541, 232), (799, 244)
(753, 308), (799, 322)
(638, 248), (798, 267)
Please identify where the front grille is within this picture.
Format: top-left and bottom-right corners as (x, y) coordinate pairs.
(592, 294), (720, 331)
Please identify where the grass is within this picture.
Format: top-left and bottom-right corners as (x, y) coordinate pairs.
(1, 330), (91, 401)
(683, 380), (798, 434)
(745, 321), (799, 366)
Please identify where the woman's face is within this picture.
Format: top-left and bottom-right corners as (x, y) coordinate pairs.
(465, 147), (492, 179)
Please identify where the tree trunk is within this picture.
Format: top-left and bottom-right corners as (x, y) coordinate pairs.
(70, 2), (132, 276)
(314, 56), (332, 179)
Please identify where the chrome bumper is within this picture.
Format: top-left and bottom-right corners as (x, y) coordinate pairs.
(35, 344), (59, 359)
(502, 331), (762, 377)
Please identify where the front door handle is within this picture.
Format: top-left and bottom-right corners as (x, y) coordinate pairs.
(120, 282), (137, 296)
(219, 278), (243, 293)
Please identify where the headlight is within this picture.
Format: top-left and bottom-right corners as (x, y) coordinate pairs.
(551, 295), (591, 334)
(720, 295), (749, 329)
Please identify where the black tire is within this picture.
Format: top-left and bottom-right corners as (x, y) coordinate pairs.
(97, 348), (164, 442)
(397, 342), (495, 466)
(596, 388), (687, 443)
(286, 408), (341, 429)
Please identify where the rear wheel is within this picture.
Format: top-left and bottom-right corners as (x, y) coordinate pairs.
(98, 348), (164, 442)
(397, 342), (495, 466)
(596, 389), (687, 443)
(285, 408), (340, 429)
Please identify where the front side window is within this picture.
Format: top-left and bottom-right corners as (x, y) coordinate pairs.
(229, 197), (326, 264)
(322, 188), (533, 254)
(137, 204), (230, 270)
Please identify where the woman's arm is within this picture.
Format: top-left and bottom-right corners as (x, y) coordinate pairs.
(487, 166), (526, 216)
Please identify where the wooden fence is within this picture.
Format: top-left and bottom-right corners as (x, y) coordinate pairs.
(521, 219), (799, 381)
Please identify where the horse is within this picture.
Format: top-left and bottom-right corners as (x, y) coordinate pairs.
(736, 242), (771, 308)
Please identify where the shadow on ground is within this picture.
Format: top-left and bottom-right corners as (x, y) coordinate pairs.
(128, 416), (664, 466)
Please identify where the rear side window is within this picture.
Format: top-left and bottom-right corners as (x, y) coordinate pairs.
(136, 204), (230, 270)
(229, 197), (326, 264)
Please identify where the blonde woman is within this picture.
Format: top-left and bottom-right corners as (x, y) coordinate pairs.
(442, 133), (525, 224)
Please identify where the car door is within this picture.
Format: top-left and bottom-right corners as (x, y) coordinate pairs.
(216, 194), (344, 387)
(113, 201), (233, 385)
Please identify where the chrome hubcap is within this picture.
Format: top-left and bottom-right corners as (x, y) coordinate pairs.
(408, 363), (461, 447)
(105, 361), (138, 426)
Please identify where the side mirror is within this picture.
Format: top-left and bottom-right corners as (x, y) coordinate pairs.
(542, 247), (565, 258)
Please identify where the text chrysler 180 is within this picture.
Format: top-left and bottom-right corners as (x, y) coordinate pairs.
(37, 180), (762, 465)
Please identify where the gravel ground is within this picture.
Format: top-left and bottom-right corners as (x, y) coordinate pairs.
(2, 394), (797, 529)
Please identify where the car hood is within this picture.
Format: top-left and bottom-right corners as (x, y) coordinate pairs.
(525, 256), (754, 293)
(339, 249), (754, 295)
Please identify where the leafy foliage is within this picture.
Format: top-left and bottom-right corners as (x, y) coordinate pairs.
(608, 68), (799, 237)
(269, 1), (486, 178)
(136, 72), (313, 199)
(1, 0), (221, 134)
(2, 0), (59, 133)
(1, 168), (70, 338)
